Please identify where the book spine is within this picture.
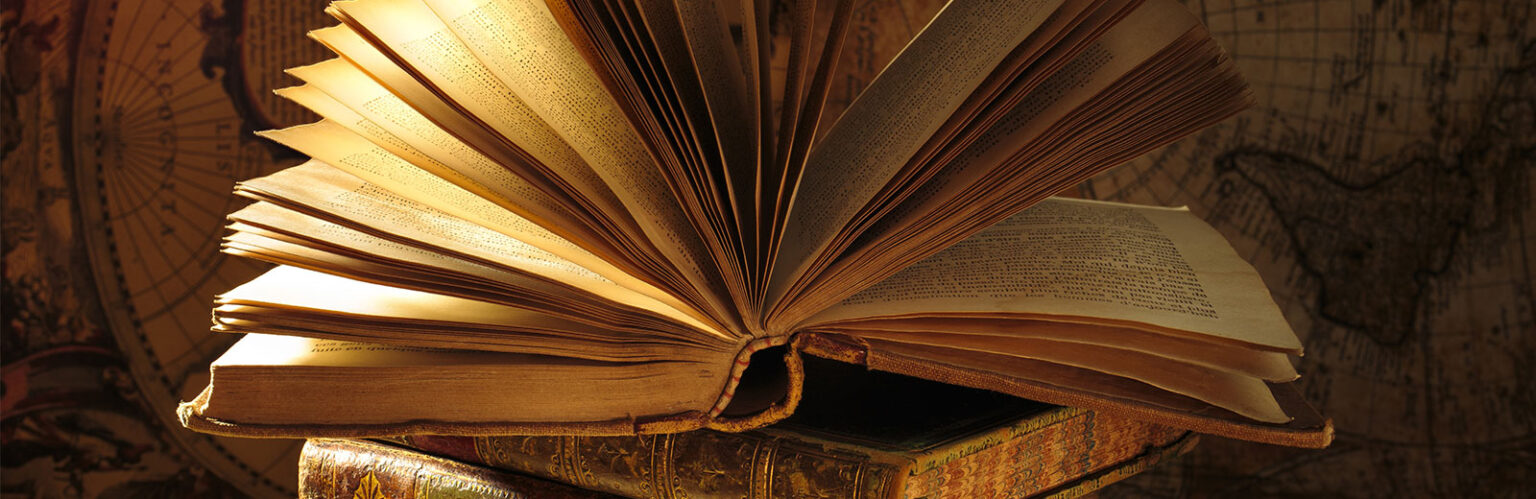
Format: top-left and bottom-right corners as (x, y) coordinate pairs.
(402, 416), (1187, 499)
(1040, 432), (1199, 499)
(904, 409), (1190, 498)
(299, 438), (611, 499)
(404, 433), (905, 499)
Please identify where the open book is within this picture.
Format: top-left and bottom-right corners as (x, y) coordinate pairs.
(177, 0), (1333, 448)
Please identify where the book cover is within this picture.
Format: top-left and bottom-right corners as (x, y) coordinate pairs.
(300, 438), (614, 498)
(393, 357), (1200, 498)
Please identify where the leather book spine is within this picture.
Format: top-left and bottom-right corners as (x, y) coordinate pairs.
(1039, 432), (1199, 499)
(299, 438), (612, 499)
(403, 410), (1190, 499)
(405, 432), (906, 499)
(902, 408), (1190, 498)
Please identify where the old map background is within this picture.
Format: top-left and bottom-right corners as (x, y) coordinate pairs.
(3, 0), (1531, 496)
(1089, 0), (1535, 494)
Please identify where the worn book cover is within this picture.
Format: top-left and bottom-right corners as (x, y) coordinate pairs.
(390, 356), (1199, 498)
(300, 438), (615, 498)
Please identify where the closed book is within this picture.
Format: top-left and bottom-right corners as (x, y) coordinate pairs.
(300, 438), (614, 498)
(396, 357), (1198, 499)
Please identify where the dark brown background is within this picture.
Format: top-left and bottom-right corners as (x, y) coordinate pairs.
(3, 0), (1532, 497)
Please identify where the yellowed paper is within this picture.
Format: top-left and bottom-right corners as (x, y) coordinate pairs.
(851, 333), (1288, 422)
(809, 198), (1303, 353)
(223, 202), (715, 335)
(236, 160), (722, 336)
(829, 318), (1298, 381)
(770, 0), (1066, 303)
(340, 0), (734, 328)
(203, 333), (729, 424)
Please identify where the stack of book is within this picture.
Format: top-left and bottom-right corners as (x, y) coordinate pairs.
(176, 0), (1333, 491)
(300, 358), (1197, 498)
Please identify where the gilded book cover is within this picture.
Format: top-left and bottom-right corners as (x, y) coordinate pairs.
(299, 438), (613, 498)
(397, 357), (1198, 498)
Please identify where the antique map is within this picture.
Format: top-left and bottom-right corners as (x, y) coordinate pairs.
(2, 0), (1531, 496)
(4, 0), (329, 496)
(1083, 0), (1536, 494)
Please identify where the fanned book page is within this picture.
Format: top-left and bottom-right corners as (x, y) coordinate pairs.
(179, 0), (1332, 448)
